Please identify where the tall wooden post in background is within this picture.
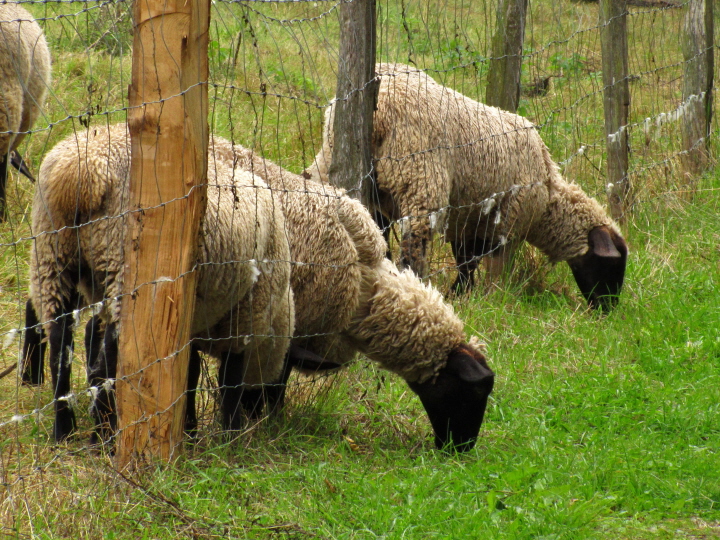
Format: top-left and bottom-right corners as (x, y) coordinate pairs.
(329, 0), (378, 204)
(116, 0), (210, 469)
(486, 0), (528, 113)
(681, 0), (714, 178)
(600, 0), (630, 223)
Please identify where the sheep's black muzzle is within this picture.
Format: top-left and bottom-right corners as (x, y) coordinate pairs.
(408, 343), (494, 452)
(569, 226), (628, 313)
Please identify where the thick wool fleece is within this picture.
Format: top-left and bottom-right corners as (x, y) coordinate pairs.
(30, 123), (294, 385)
(210, 137), (467, 383)
(0, 4), (51, 160)
(348, 260), (465, 383)
(309, 63), (619, 274)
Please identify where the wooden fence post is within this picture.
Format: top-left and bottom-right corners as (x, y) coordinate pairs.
(600, 0), (630, 223)
(115, 0), (210, 469)
(681, 0), (714, 178)
(329, 0), (378, 204)
(486, 0), (528, 113)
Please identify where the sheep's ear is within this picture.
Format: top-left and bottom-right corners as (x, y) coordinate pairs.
(10, 151), (35, 182)
(288, 343), (342, 372)
(444, 349), (491, 383)
(590, 226), (622, 258)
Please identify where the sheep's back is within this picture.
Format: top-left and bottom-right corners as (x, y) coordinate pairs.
(209, 137), (388, 364)
(35, 124), (129, 222)
(31, 125), (288, 342)
(374, 64), (552, 241)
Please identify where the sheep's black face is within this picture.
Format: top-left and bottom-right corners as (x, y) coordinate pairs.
(408, 344), (494, 452)
(568, 226), (628, 312)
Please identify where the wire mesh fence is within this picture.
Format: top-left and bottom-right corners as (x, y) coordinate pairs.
(0, 0), (717, 534)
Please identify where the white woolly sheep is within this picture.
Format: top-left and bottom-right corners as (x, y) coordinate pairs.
(205, 138), (495, 451)
(67, 132), (494, 451)
(21, 123), (295, 444)
(0, 3), (51, 220)
(308, 63), (628, 311)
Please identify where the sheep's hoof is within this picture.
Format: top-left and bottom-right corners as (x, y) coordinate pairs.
(184, 417), (199, 440)
(21, 375), (44, 387)
(447, 279), (472, 298)
(263, 385), (287, 416)
(240, 388), (266, 420)
(89, 432), (116, 455)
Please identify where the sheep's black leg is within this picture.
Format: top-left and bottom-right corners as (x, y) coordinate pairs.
(86, 316), (104, 446)
(48, 293), (79, 442)
(450, 240), (478, 295)
(218, 351), (247, 431)
(373, 210), (393, 260)
(262, 352), (292, 416)
(220, 345), (336, 429)
(239, 386), (265, 421)
(261, 345), (311, 418)
(184, 345), (202, 437)
(84, 315), (104, 376)
(265, 343), (344, 415)
(88, 322), (118, 447)
(0, 156), (8, 222)
(368, 174), (393, 258)
(21, 299), (46, 386)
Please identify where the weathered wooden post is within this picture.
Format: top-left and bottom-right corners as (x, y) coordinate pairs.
(486, 0), (528, 113)
(116, 0), (210, 469)
(328, 0), (378, 204)
(600, 0), (630, 223)
(681, 0), (714, 178)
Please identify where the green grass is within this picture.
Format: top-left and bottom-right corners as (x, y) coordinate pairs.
(1, 0), (719, 538)
(3, 175), (717, 538)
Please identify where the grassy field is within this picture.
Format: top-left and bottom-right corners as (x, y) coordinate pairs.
(1, 0), (719, 538)
(2, 172), (717, 539)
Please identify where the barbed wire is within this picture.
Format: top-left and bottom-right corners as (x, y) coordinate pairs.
(8, 0), (128, 22)
(233, 0), (343, 24)
(0, 3), (716, 525)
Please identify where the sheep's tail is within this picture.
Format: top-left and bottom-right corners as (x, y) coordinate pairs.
(35, 124), (130, 220)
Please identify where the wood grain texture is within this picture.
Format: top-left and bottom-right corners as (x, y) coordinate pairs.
(116, 0), (209, 469)
(329, 0), (378, 205)
(600, 0), (630, 222)
(486, 0), (528, 113)
(681, 0), (714, 177)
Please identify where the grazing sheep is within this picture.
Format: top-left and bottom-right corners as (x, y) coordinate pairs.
(0, 3), (51, 220)
(308, 63), (628, 311)
(21, 123), (295, 444)
(207, 139), (495, 451)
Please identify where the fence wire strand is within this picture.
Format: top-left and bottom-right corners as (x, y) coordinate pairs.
(0, 0), (717, 534)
